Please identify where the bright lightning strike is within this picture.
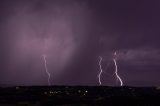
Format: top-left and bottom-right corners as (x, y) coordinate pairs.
(113, 52), (123, 86)
(42, 55), (51, 86)
(98, 56), (103, 85)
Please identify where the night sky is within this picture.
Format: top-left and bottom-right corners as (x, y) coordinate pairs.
(0, 0), (160, 86)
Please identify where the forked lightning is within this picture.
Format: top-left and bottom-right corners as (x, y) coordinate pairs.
(42, 55), (51, 85)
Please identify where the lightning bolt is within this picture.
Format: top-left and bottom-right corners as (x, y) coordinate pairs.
(98, 56), (103, 85)
(113, 52), (123, 86)
(42, 55), (51, 86)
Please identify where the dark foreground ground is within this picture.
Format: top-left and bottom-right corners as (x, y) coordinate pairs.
(0, 86), (160, 106)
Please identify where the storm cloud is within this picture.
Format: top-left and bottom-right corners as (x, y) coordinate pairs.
(0, 0), (160, 86)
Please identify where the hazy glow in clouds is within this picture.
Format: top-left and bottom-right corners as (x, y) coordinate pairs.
(11, 14), (76, 74)
(116, 48), (160, 65)
(1, 1), (91, 85)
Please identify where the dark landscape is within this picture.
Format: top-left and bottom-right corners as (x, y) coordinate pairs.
(0, 86), (160, 106)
